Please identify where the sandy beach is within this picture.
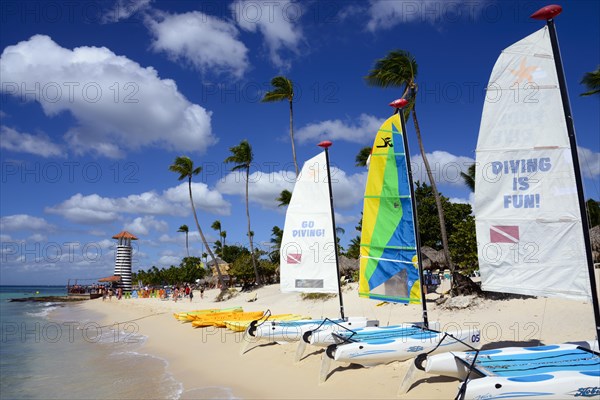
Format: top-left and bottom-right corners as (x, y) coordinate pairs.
(79, 276), (599, 400)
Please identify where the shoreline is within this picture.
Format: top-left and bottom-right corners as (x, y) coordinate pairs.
(78, 282), (598, 399)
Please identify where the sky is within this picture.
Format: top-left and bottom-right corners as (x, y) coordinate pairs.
(0, 0), (598, 286)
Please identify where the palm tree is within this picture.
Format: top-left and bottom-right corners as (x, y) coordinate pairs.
(276, 189), (292, 207)
(581, 67), (600, 96)
(262, 76), (299, 176)
(365, 49), (455, 275)
(177, 224), (190, 257)
(225, 140), (261, 284)
(221, 231), (227, 259)
(461, 163), (476, 192)
(169, 156), (226, 290)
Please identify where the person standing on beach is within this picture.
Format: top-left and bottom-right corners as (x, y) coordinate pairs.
(189, 288), (194, 302)
(200, 285), (204, 299)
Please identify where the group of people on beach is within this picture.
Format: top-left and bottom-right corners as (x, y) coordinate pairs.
(101, 286), (123, 301)
(171, 284), (204, 302)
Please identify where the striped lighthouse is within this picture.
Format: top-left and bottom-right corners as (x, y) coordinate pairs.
(112, 231), (137, 291)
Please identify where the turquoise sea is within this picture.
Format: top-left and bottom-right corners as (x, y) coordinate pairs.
(0, 286), (182, 399)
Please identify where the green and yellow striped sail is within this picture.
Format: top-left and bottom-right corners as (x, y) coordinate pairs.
(359, 113), (421, 304)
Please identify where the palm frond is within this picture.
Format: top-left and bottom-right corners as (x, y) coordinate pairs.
(580, 67), (600, 96)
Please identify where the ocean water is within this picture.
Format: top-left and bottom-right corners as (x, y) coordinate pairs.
(0, 286), (182, 399)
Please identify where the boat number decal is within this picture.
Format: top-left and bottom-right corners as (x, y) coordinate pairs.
(471, 333), (480, 343)
(573, 387), (600, 397)
(407, 346), (424, 353)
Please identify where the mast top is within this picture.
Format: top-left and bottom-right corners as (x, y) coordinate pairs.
(389, 98), (409, 109)
(530, 4), (562, 20)
(318, 140), (332, 149)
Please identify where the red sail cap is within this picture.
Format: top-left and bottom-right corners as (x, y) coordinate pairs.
(389, 98), (408, 109)
(318, 140), (332, 148)
(530, 5), (562, 20)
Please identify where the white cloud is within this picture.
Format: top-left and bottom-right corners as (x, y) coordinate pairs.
(0, 35), (216, 158)
(216, 166), (366, 211)
(0, 126), (63, 158)
(410, 151), (474, 186)
(102, 0), (153, 23)
(295, 114), (385, 144)
(46, 182), (230, 224)
(123, 216), (168, 236)
(366, 0), (490, 32)
(147, 11), (249, 78)
(578, 146), (600, 179)
(0, 214), (54, 232)
(231, 0), (303, 69)
(217, 169), (295, 209)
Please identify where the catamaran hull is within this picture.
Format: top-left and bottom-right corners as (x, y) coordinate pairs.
(308, 322), (437, 347)
(458, 371), (600, 400)
(329, 328), (480, 367)
(249, 317), (369, 343)
(425, 342), (600, 400)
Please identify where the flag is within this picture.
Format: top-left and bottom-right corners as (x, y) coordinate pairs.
(286, 253), (302, 264)
(490, 225), (519, 243)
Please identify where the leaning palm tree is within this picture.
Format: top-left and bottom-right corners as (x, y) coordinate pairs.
(460, 163), (476, 192)
(169, 156), (226, 290)
(365, 49), (455, 275)
(262, 76), (299, 176)
(225, 140), (261, 285)
(580, 67), (600, 96)
(177, 224), (190, 257)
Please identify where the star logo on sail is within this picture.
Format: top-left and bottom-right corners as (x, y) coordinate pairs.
(490, 225), (519, 243)
(286, 253), (302, 264)
(510, 58), (538, 83)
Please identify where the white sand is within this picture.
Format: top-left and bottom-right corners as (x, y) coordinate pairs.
(80, 277), (599, 399)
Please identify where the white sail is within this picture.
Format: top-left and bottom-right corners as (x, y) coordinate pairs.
(475, 27), (591, 301)
(280, 152), (338, 293)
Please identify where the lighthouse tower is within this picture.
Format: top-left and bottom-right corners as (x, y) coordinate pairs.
(112, 231), (138, 291)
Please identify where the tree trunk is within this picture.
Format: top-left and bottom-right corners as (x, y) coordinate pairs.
(289, 99), (299, 177)
(185, 232), (189, 257)
(245, 166), (261, 284)
(188, 177), (226, 291)
(410, 106), (455, 277)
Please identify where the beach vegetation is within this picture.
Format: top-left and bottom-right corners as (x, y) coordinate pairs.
(169, 156), (227, 290)
(262, 76), (299, 176)
(225, 140), (261, 285)
(269, 226), (283, 264)
(365, 50), (456, 282)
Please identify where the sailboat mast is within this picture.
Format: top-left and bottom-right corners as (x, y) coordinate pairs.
(318, 141), (345, 320)
(532, 5), (600, 341)
(391, 99), (429, 328)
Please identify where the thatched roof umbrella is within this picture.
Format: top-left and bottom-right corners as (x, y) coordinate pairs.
(420, 246), (446, 270)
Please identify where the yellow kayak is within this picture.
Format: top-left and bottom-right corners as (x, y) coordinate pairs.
(191, 311), (266, 328)
(173, 307), (243, 322)
(224, 314), (312, 332)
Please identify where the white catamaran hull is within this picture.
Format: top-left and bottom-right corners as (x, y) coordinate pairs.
(425, 342), (600, 400)
(328, 327), (480, 367)
(248, 316), (370, 343)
